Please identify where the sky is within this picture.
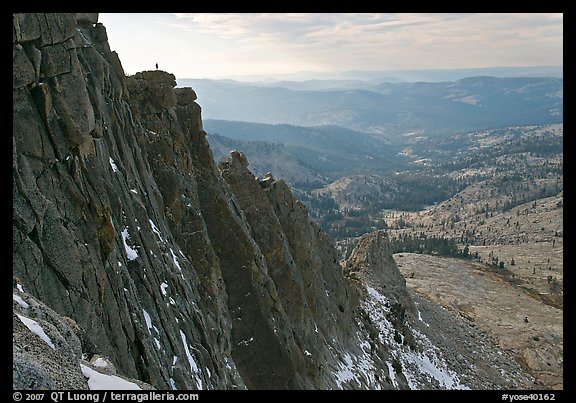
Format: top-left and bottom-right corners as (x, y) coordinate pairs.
(98, 13), (563, 80)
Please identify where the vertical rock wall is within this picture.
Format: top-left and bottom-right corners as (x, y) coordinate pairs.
(13, 13), (399, 390)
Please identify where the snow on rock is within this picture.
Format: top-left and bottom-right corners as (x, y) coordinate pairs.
(414, 302), (430, 327)
(331, 331), (382, 390)
(179, 329), (203, 389)
(109, 157), (119, 173)
(142, 309), (153, 335)
(403, 349), (459, 389)
(363, 286), (395, 343)
(402, 329), (469, 390)
(361, 285), (469, 390)
(169, 378), (177, 390)
(160, 282), (169, 296)
(334, 353), (356, 387)
(170, 248), (187, 280)
(121, 227), (138, 261)
(13, 293), (29, 309)
(16, 314), (55, 350)
(366, 286), (389, 305)
(80, 364), (141, 390)
(149, 219), (165, 243)
(170, 249), (182, 271)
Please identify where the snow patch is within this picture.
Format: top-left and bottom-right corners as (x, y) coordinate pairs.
(121, 227), (138, 261)
(403, 349), (463, 389)
(179, 330), (203, 389)
(334, 353), (355, 387)
(16, 314), (55, 350)
(416, 308), (430, 327)
(170, 249), (182, 271)
(362, 284), (469, 390)
(402, 329), (470, 390)
(142, 309), (153, 334)
(17, 284), (24, 293)
(109, 157), (118, 173)
(366, 286), (389, 306)
(13, 294), (29, 309)
(80, 364), (141, 390)
(160, 282), (169, 296)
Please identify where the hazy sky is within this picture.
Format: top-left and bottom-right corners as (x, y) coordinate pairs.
(98, 13), (563, 79)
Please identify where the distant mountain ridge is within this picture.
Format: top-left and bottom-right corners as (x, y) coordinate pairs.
(180, 76), (562, 138)
(197, 65), (562, 83)
(204, 119), (406, 181)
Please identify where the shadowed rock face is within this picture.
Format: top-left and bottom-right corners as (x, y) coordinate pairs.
(13, 12), (239, 390)
(13, 13), (400, 390)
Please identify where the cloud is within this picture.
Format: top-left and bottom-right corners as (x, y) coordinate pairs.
(100, 13), (563, 77)
(171, 13), (562, 62)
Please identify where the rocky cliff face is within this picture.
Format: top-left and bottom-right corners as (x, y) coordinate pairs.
(12, 13), (399, 390)
(13, 13), (539, 391)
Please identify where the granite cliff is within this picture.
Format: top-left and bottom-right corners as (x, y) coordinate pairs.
(13, 13), (539, 390)
(12, 13), (398, 390)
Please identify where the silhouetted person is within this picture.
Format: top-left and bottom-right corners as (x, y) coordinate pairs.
(155, 63), (158, 70)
